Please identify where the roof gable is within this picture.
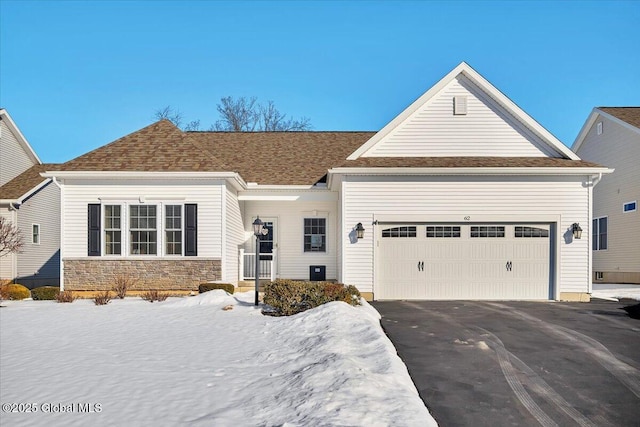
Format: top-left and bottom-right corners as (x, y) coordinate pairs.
(348, 62), (579, 160)
(0, 164), (56, 202)
(572, 107), (640, 153)
(0, 109), (42, 166)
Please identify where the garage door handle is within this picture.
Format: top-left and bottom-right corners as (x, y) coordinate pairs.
(506, 261), (512, 271)
(417, 261), (424, 271)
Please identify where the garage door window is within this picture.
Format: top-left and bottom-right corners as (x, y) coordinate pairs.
(470, 226), (505, 238)
(426, 226), (461, 238)
(382, 226), (417, 238)
(515, 226), (549, 238)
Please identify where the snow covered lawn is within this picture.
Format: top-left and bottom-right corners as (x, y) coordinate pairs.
(591, 283), (640, 301)
(0, 291), (435, 426)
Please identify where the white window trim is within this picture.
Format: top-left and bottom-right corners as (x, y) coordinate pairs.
(32, 223), (40, 245)
(99, 201), (186, 257)
(623, 200), (637, 213)
(163, 204), (184, 257)
(303, 216), (328, 253)
(593, 216), (608, 251)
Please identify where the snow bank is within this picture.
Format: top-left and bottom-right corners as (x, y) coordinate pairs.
(591, 283), (640, 301)
(0, 293), (435, 426)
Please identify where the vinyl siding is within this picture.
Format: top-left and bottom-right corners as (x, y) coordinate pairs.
(61, 179), (224, 259)
(16, 181), (60, 286)
(223, 184), (244, 284)
(0, 120), (37, 186)
(576, 115), (640, 274)
(242, 197), (339, 280)
(0, 207), (17, 280)
(341, 175), (591, 295)
(363, 75), (561, 158)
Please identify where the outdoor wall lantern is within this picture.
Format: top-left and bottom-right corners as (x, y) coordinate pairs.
(252, 216), (268, 306)
(356, 222), (365, 239)
(572, 223), (583, 239)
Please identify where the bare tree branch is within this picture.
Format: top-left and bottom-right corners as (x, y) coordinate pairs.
(183, 120), (201, 131)
(154, 106), (183, 129)
(0, 217), (24, 258)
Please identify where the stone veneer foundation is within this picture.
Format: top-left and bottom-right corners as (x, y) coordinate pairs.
(63, 258), (221, 291)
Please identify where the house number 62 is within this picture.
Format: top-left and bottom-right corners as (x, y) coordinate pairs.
(464, 216), (471, 221)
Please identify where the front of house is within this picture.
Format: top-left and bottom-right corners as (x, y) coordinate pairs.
(45, 63), (611, 301)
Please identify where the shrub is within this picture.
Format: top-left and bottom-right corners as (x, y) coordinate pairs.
(199, 283), (235, 294)
(93, 291), (112, 306)
(56, 290), (76, 303)
(263, 280), (361, 316)
(0, 283), (30, 300)
(140, 290), (169, 303)
(111, 275), (138, 299)
(31, 286), (60, 300)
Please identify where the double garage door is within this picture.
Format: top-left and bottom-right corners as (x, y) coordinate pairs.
(377, 223), (553, 300)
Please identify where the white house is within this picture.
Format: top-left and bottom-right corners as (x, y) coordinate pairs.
(44, 63), (611, 301)
(572, 107), (640, 284)
(0, 109), (60, 288)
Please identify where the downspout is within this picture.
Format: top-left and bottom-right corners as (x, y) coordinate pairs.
(587, 173), (602, 296)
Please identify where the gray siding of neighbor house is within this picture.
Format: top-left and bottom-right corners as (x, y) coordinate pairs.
(16, 181), (60, 288)
(576, 114), (640, 283)
(0, 119), (36, 186)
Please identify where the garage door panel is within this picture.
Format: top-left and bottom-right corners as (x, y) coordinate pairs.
(377, 223), (552, 300)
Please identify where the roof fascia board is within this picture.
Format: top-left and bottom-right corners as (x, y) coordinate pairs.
(328, 166), (613, 176)
(346, 62), (579, 161)
(0, 109), (42, 165)
(41, 171), (247, 190)
(15, 178), (51, 203)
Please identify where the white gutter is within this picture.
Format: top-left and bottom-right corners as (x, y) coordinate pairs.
(41, 171), (248, 191)
(329, 166), (614, 176)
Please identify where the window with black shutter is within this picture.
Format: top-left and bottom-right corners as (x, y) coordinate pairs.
(184, 204), (197, 256)
(88, 204), (101, 256)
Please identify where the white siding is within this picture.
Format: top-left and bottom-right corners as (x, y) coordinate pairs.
(16, 181), (60, 286)
(362, 75), (561, 158)
(0, 207), (17, 281)
(0, 120), (37, 186)
(341, 175), (591, 296)
(223, 184), (244, 284)
(576, 115), (640, 274)
(242, 197), (339, 281)
(61, 179), (224, 259)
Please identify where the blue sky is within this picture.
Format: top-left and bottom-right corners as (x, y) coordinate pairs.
(1, 1), (638, 163)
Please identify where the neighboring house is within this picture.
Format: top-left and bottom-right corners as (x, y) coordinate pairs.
(44, 62), (611, 301)
(0, 109), (60, 288)
(572, 107), (640, 284)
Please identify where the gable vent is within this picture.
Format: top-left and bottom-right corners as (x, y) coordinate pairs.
(453, 96), (467, 115)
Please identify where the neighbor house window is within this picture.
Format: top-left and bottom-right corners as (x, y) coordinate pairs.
(130, 205), (157, 255)
(304, 218), (326, 252)
(32, 224), (40, 244)
(104, 205), (122, 255)
(592, 217), (607, 251)
(165, 205), (182, 255)
(623, 201), (637, 213)
(470, 226), (505, 238)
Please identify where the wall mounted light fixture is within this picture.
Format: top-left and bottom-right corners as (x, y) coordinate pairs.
(356, 222), (365, 239)
(572, 223), (583, 239)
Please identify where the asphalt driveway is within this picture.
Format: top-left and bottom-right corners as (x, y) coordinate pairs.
(372, 300), (640, 427)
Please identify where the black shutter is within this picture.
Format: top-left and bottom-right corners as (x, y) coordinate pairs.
(88, 204), (101, 256)
(185, 204), (197, 256)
